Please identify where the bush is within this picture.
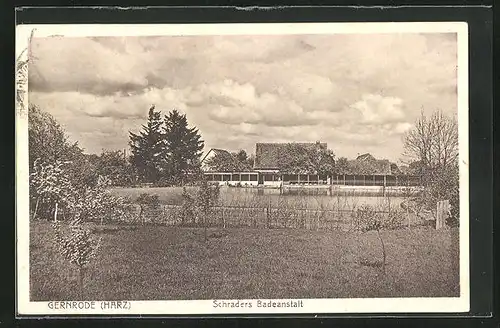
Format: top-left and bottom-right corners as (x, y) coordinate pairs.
(422, 165), (459, 227)
(178, 181), (220, 231)
(384, 210), (405, 230)
(179, 187), (198, 225)
(352, 205), (378, 232)
(135, 193), (161, 225)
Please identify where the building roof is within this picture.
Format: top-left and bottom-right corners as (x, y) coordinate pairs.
(201, 148), (231, 164)
(254, 142), (327, 170)
(349, 153), (392, 175)
(356, 153), (376, 161)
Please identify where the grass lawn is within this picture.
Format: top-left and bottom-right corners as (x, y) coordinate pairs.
(30, 221), (459, 301)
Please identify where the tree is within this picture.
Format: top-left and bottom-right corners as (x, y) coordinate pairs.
(403, 110), (458, 181)
(354, 205), (387, 275)
(335, 157), (351, 175)
(205, 150), (251, 172)
(234, 150), (248, 163)
(402, 110), (459, 221)
(277, 143), (336, 175)
(95, 150), (133, 186)
(28, 105), (92, 219)
(162, 109), (204, 184)
(28, 105), (83, 173)
(30, 159), (73, 221)
(231, 150), (254, 170)
(129, 105), (164, 183)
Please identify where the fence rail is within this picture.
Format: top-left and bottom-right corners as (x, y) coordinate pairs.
(117, 202), (427, 232)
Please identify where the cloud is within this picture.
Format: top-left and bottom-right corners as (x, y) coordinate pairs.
(349, 94), (405, 125)
(28, 32), (458, 161)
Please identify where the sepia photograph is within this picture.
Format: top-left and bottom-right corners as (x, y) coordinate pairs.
(16, 22), (469, 315)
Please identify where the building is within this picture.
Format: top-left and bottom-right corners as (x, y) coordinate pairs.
(201, 143), (421, 188)
(253, 142), (329, 187)
(201, 148), (258, 186)
(349, 153), (392, 175)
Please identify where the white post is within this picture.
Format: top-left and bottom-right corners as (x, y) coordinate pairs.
(53, 202), (58, 222)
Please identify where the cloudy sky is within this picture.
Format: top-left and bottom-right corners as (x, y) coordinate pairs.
(28, 33), (457, 162)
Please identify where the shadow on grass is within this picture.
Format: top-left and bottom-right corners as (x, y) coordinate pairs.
(89, 225), (140, 235)
(357, 258), (386, 269)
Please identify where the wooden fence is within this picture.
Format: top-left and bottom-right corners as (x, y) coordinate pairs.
(118, 203), (427, 232)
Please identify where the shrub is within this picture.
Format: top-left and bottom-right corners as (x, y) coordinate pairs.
(136, 193), (161, 225)
(197, 180), (221, 241)
(179, 187), (198, 225)
(352, 205), (377, 232)
(384, 210), (405, 230)
(274, 197), (295, 228)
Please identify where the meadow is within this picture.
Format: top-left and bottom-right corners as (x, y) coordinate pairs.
(30, 221), (459, 301)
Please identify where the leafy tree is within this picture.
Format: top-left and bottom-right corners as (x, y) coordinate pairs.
(53, 219), (101, 296)
(335, 157), (351, 175)
(30, 159), (73, 221)
(233, 150), (255, 170)
(234, 150), (248, 163)
(28, 105), (93, 219)
(277, 143), (335, 176)
(129, 105), (164, 183)
(162, 110), (204, 184)
(28, 105), (83, 173)
(205, 150), (251, 172)
(95, 150), (134, 186)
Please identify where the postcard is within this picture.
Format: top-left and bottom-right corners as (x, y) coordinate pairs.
(16, 21), (469, 315)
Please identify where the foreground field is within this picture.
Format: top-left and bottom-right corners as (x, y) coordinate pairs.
(30, 221), (459, 301)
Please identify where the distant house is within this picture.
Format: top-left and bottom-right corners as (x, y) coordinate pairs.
(349, 153), (392, 175)
(201, 145), (421, 188)
(201, 148), (258, 186)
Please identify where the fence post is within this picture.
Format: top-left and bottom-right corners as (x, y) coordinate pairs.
(266, 206), (270, 229)
(53, 202), (58, 222)
(436, 200), (449, 230)
(406, 199), (410, 229)
(222, 207), (225, 229)
(162, 205), (165, 225)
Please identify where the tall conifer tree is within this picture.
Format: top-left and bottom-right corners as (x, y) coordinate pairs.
(162, 109), (204, 184)
(129, 105), (164, 183)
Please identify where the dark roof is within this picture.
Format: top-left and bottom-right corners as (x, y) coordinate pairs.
(254, 142), (327, 170)
(356, 153), (376, 161)
(349, 154), (392, 175)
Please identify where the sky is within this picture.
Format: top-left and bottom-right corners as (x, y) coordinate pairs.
(28, 33), (458, 163)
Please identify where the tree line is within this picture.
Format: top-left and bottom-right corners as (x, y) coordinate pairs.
(28, 103), (459, 223)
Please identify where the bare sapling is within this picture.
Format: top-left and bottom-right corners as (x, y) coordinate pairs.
(197, 179), (220, 242)
(356, 205), (387, 274)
